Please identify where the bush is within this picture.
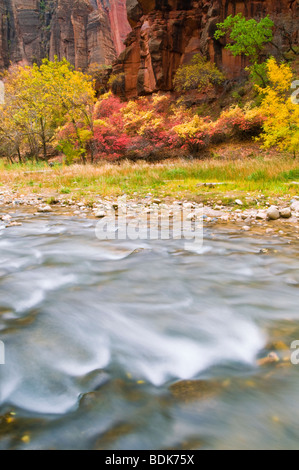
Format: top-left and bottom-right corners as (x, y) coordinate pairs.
(174, 55), (225, 94)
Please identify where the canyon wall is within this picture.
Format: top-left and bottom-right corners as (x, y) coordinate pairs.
(0, 0), (131, 69)
(115, 0), (298, 97)
(0, 0), (297, 96)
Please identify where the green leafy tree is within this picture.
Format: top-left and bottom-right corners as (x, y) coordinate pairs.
(215, 14), (274, 86)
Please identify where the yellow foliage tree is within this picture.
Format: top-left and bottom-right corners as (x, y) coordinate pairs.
(0, 58), (96, 162)
(257, 58), (299, 156)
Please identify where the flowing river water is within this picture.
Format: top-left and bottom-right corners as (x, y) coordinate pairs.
(0, 211), (299, 450)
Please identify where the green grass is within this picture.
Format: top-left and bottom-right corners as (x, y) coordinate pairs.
(0, 155), (298, 206)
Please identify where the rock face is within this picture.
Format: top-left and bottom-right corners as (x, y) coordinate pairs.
(114, 0), (298, 97)
(0, 0), (131, 70)
(0, 0), (297, 96)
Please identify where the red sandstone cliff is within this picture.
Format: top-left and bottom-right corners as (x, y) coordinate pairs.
(0, 0), (297, 96)
(0, 0), (131, 69)
(115, 0), (298, 97)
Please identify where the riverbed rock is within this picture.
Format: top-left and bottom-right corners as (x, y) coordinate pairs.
(95, 211), (107, 218)
(235, 199), (243, 206)
(186, 213), (196, 221)
(170, 379), (225, 402)
(280, 207), (292, 219)
(257, 352), (280, 367)
(256, 211), (267, 220)
(38, 205), (53, 213)
(6, 222), (22, 227)
(267, 206), (280, 220)
(1, 214), (12, 221)
(290, 201), (299, 213)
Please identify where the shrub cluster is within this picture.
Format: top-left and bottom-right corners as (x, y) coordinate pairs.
(57, 92), (264, 162)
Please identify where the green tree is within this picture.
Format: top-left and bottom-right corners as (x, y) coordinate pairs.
(215, 14), (274, 86)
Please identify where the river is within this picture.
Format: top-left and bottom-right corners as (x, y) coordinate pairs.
(0, 211), (298, 449)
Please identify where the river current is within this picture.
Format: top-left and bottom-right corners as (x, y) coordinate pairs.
(0, 212), (298, 449)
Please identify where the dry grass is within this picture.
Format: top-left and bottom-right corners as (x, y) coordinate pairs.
(0, 152), (298, 206)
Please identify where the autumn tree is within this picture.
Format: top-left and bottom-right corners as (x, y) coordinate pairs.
(0, 58), (96, 162)
(39, 58), (96, 163)
(257, 58), (299, 156)
(173, 55), (225, 95)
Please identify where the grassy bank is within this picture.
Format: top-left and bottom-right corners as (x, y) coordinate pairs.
(0, 151), (298, 208)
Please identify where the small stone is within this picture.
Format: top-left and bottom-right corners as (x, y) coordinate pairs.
(290, 201), (299, 212)
(280, 207), (292, 219)
(184, 202), (194, 209)
(6, 222), (22, 228)
(242, 225), (251, 231)
(267, 206), (280, 220)
(186, 213), (196, 221)
(256, 211), (266, 220)
(257, 352), (280, 367)
(37, 205), (52, 213)
(214, 205), (222, 211)
(1, 214), (12, 221)
(235, 199), (243, 206)
(152, 198), (161, 205)
(95, 211), (106, 218)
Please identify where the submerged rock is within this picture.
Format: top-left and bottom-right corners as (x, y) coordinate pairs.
(169, 379), (225, 402)
(1, 214), (12, 221)
(257, 352), (280, 367)
(6, 222), (22, 228)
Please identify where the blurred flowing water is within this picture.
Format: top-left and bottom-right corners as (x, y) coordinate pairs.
(0, 212), (298, 449)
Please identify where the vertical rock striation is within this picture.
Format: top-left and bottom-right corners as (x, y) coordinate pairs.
(115, 0), (298, 97)
(0, 0), (131, 70)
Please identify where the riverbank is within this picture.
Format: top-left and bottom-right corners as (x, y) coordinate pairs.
(0, 184), (298, 241)
(1, 149), (298, 202)
(0, 154), (298, 237)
